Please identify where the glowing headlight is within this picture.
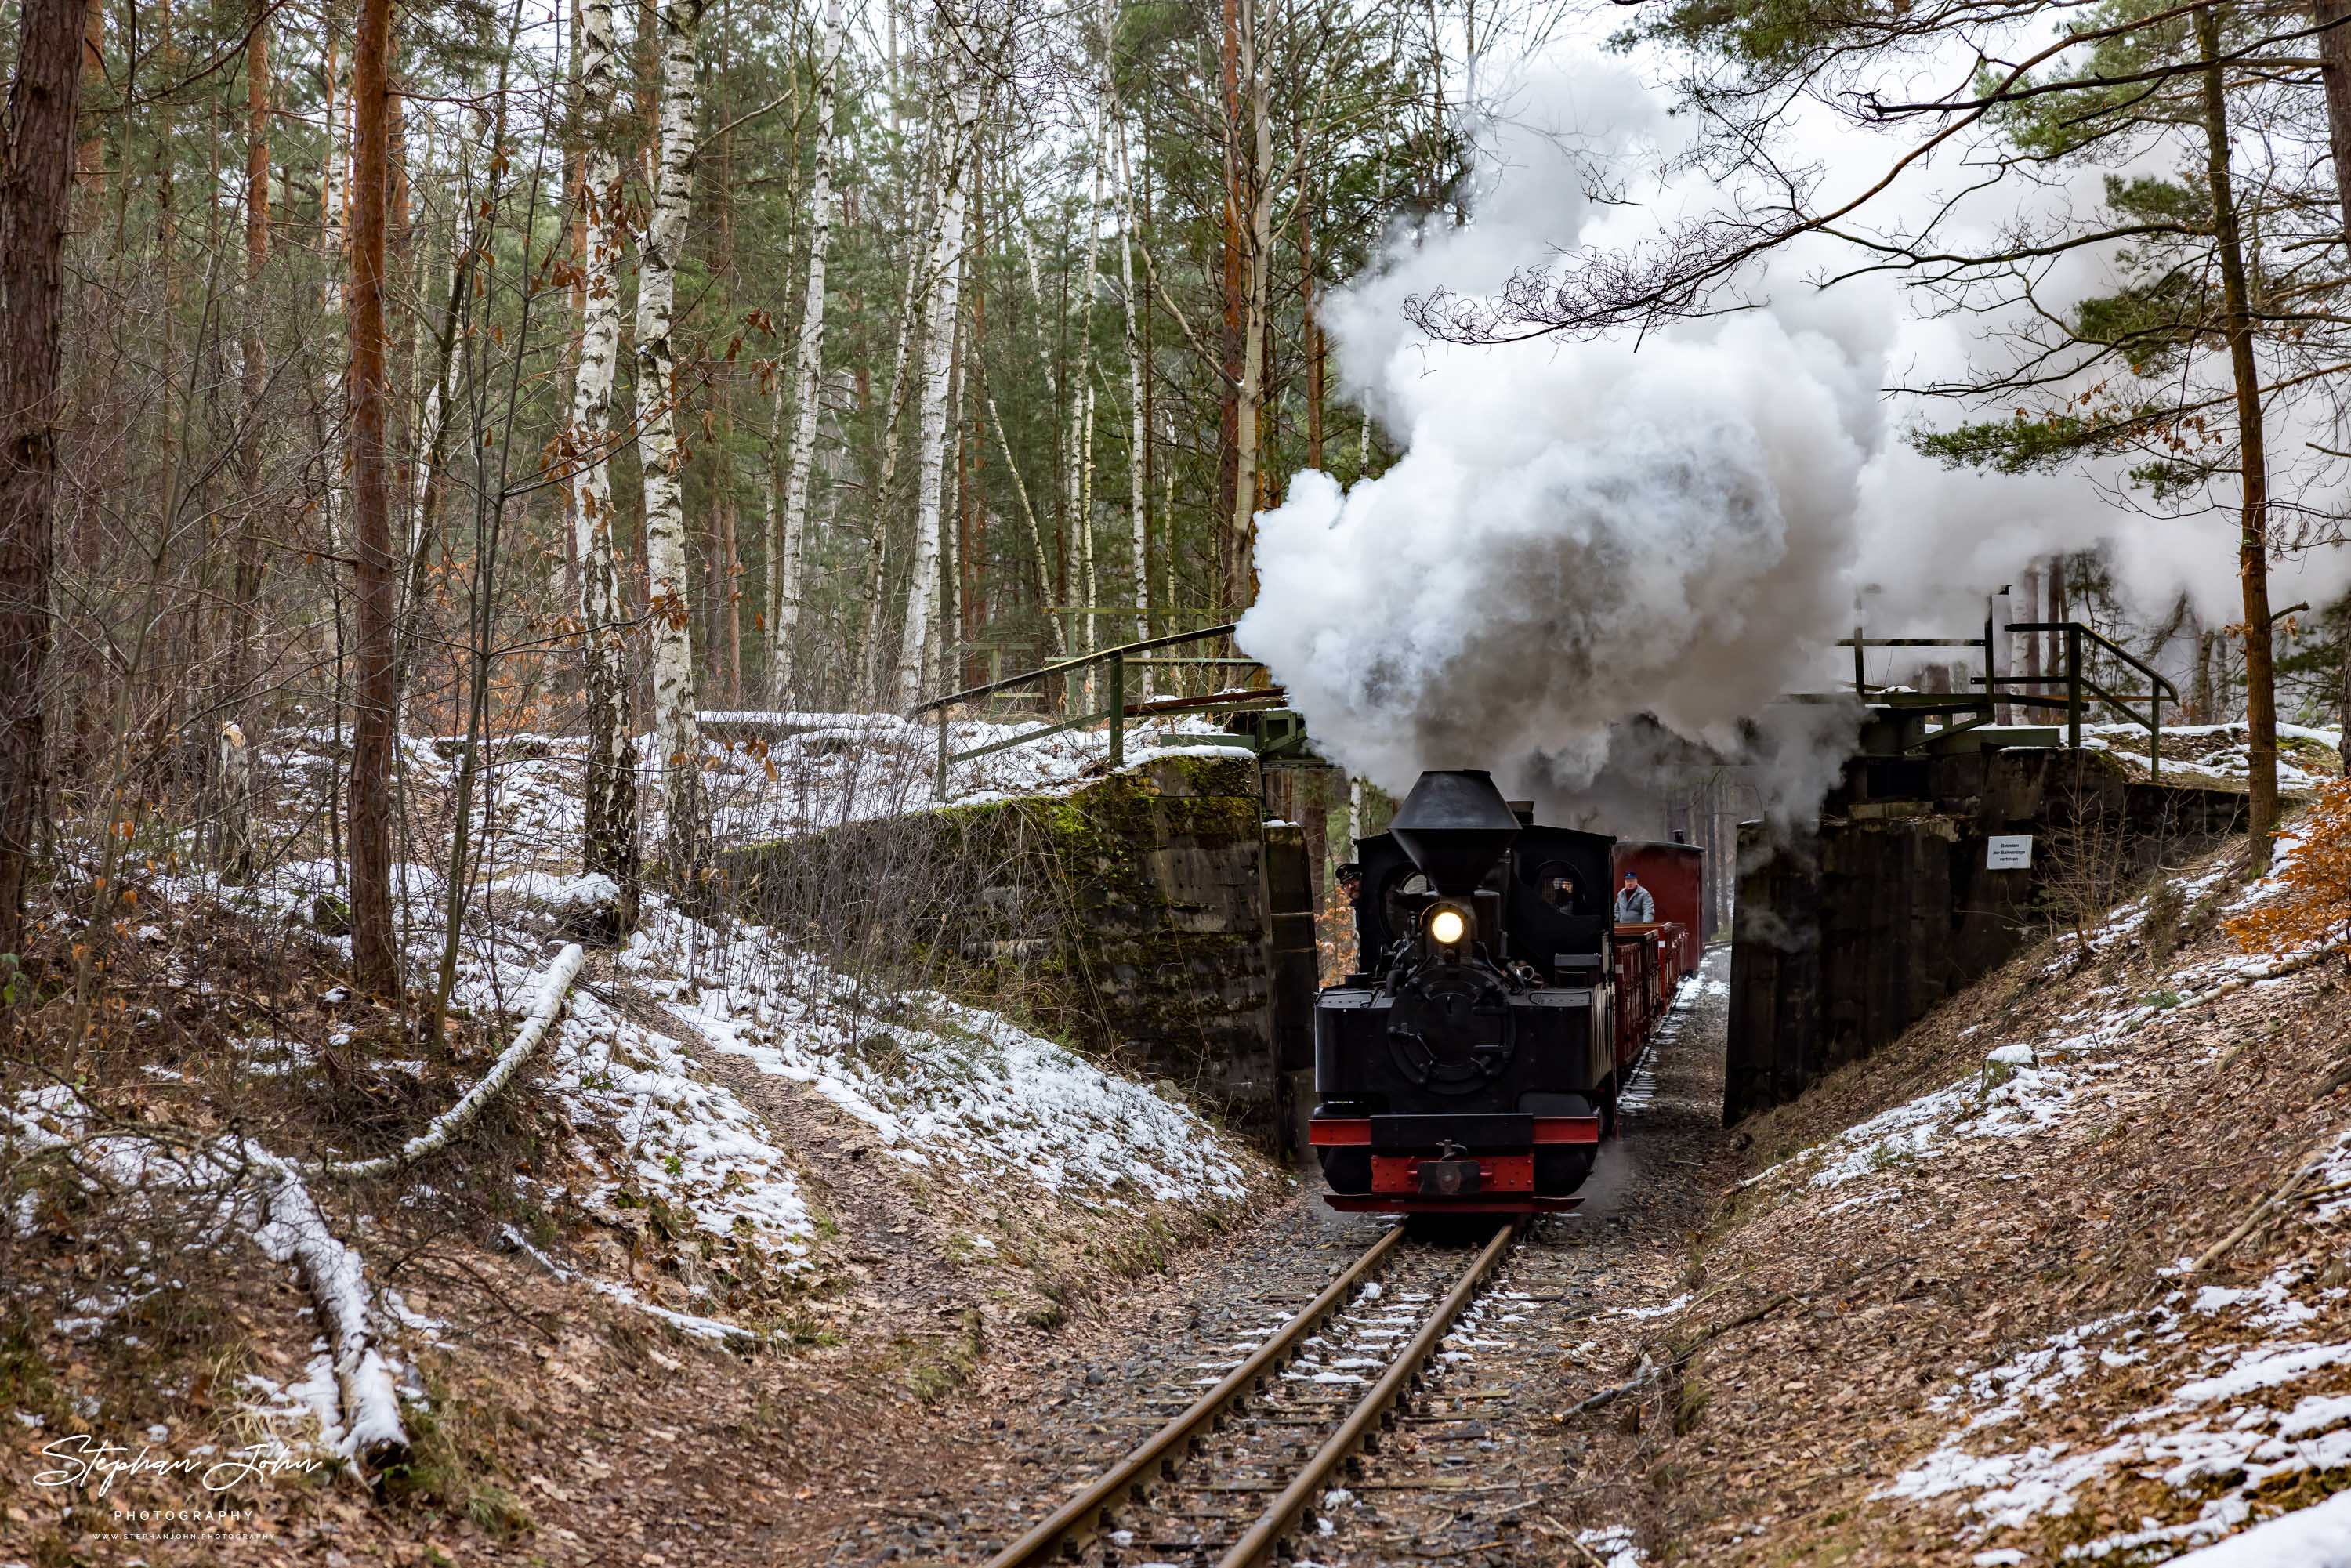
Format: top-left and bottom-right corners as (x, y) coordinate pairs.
(1428, 908), (1467, 947)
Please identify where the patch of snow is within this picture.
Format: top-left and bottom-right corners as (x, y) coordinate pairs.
(588, 1280), (753, 1343)
(544, 985), (814, 1260)
(1887, 1267), (2351, 1551)
(1575, 1526), (1646, 1568)
(629, 904), (1252, 1205)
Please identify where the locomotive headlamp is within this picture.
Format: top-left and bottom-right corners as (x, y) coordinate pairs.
(1427, 907), (1469, 947)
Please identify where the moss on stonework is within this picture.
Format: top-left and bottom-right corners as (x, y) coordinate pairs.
(718, 750), (1279, 1105)
(1151, 751), (1259, 799)
(1156, 793), (1262, 841)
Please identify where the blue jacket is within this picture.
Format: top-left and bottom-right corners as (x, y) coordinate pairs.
(1614, 885), (1654, 923)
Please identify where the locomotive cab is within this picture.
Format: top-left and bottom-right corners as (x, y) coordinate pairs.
(1310, 770), (1646, 1214)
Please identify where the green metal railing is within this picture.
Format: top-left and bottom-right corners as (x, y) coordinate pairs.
(910, 623), (1287, 798)
(1996, 620), (2181, 772)
(1836, 618), (2183, 780)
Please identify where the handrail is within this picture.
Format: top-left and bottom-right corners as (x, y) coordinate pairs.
(1839, 618), (2182, 781)
(2007, 621), (2182, 707)
(911, 621), (1277, 800)
(910, 622), (1237, 715)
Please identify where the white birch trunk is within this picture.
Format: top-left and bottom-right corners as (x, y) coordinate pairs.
(636, 0), (710, 885)
(567, 0), (639, 916)
(1115, 104), (1149, 666)
(1067, 96), (1108, 661)
(1079, 378), (1096, 615)
(1162, 407), (1176, 632)
(860, 135), (947, 701)
(318, 34), (350, 563)
(895, 67), (980, 709)
(771, 0), (841, 700)
(323, 36), (346, 313)
(943, 254), (967, 653)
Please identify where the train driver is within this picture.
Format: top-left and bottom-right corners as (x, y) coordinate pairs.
(1614, 870), (1655, 924)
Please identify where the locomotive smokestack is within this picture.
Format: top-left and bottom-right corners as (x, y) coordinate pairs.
(1389, 770), (1521, 896)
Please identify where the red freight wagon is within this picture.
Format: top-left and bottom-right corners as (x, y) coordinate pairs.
(1614, 838), (1704, 998)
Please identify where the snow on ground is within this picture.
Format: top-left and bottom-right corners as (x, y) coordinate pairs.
(700, 708), (1243, 841)
(1774, 831), (2351, 1560)
(1575, 1526), (1650, 1568)
(543, 977), (817, 1265)
(107, 708), (1264, 1344)
(2168, 1487), (2351, 1566)
(148, 712), (1244, 962)
(2044, 860), (2238, 969)
(239, 710), (1240, 887)
(2082, 721), (2344, 791)
(623, 901), (1255, 1205)
(132, 701), (1262, 1191)
(1882, 1258), (2351, 1558)
(1751, 828), (2343, 1200)
(6, 1085), (411, 1461)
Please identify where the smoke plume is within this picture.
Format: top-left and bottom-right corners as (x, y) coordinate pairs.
(1234, 60), (1882, 824)
(1233, 49), (2350, 824)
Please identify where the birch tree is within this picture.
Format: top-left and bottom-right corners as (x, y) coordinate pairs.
(567, 0), (640, 923)
(860, 135), (947, 700)
(1116, 103), (1149, 659)
(221, 0), (272, 880)
(637, 0), (712, 889)
(1067, 90), (1110, 660)
(1224, 0), (1275, 617)
(771, 0), (843, 700)
(896, 54), (981, 708)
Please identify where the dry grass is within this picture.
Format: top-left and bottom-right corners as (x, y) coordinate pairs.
(1656, 831), (2351, 1564)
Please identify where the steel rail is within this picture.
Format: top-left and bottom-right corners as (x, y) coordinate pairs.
(1215, 1219), (1522, 1567)
(981, 1225), (1408, 1568)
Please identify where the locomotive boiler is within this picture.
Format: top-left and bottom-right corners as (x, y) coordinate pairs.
(1307, 768), (1697, 1214)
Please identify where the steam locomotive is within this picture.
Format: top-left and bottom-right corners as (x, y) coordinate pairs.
(1308, 770), (1700, 1214)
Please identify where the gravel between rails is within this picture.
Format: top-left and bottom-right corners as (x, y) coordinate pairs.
(824, 948), (1733, 1567)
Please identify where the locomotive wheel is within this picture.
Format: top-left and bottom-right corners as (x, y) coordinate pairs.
(1523, 1091), (1598, 1197)
(1317, 1147), (1372, 1194)
(1534, 1145), (1595, 1197)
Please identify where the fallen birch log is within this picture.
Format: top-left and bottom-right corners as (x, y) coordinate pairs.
(317, 943), (586, 1181)
(2172, 942), (2347, 1016)
(247, 1146), (413, 1470)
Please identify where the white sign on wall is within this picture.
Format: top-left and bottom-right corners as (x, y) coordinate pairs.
(1986, 835), (2034, 871)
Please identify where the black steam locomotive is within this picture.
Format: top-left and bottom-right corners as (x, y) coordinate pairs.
(1309, 769), (1688, 1214)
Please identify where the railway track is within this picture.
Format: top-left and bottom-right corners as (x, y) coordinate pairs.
(983, 1219), (1523, 1568)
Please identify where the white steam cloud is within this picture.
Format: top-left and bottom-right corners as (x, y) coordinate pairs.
(1234, 49), (2347, 826)
(1236, 58), (1879, 823)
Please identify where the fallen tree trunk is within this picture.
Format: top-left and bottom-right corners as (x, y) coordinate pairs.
(248, 1149), (412, 1470)
(319, 942), (586, 1182)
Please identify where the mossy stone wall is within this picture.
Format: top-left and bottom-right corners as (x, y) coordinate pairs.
(1726, 748), (2249, 1124)
(1023, 751), (1279, 1115)
(715, 748), (1284, 1124)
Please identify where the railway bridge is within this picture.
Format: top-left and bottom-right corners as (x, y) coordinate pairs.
(881, 613), (2267, 1140)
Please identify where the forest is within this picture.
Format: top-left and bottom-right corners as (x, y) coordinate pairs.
(3, 0), (2350, 957)
(6, 0), (2351, 1555)
(0, 0), (1498, 981)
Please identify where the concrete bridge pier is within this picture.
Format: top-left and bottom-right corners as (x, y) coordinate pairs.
(1726, 744), (2248, 1124)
